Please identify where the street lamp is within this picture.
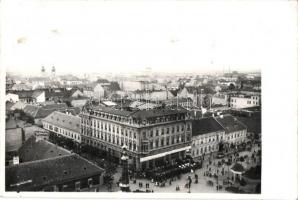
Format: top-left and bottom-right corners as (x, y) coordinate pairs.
(119, 145), (130, 192)
(185, 149), (192, 193)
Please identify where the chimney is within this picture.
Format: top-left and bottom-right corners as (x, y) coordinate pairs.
(219, 115), (223, 119)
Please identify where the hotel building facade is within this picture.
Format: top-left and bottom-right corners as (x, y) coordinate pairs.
(80, 107), (192, 170)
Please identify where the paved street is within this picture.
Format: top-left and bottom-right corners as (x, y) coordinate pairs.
(98, 143), (261, 193)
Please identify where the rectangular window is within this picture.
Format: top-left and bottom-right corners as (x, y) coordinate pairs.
(176, 125), (180, 132)
(187, 124), (190, 131)
(156, 129), (159, 136)
(166, 128), (169, 134)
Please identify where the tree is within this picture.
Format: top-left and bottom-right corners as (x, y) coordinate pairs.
(103, 173), (114, 191)
(228, 83), (235, 90)
(103, 162), (117, 191)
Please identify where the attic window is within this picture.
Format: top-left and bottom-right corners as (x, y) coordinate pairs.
(69, 122), (72, 124)
(43, 176), (47, 180)
(83, 167), (87, 170)
(50, 150), (53, 153)
(63, 170), (68, 175)
(62, 120), (65, 122)
(59, 153), (62, 156)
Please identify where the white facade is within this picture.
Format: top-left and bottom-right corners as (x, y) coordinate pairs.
(121, 81), (143, 91)
(94, 84), (105, 100)
(6, 93), (19, 103)
(191, 130), (225, 158)
(212, 93), (228, 106)
(35, 91), (46, 103)
(224, 129), (247, 145)
(230, 95), (260, 108)
(43, 121), (81, 143)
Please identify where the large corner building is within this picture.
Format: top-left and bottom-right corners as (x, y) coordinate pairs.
(80, 107), (192, 170)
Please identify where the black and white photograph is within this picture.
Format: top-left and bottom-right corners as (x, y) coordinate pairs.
(1, 0), (297, 199)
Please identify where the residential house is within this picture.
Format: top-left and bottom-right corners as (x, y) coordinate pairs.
(215, 114), (248, 146)
(11, 83), (32, 91)
(10, 90), (45, 103)
(6, 93), (19, 103)
(42, 111), (81, 143)
(83, 83), (105, 100)
(212, 92), (229, 106)
(28, 77), (49, 89)
(132, 90), (174, 102)
(191, 117), (225, 158)
(230, 94), (260, 109)
(177, 86), (214, 107)
(23, 103), (68, 125)
(59, 75), (83, 86)
(121, 80), (143, 91)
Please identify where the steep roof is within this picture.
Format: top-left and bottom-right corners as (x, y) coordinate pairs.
(5, 128), (22, 152)
(215, 114), (247, 133)
(236, 116), (261, 134)
(14, 90), (34, 99)
(23, 103), (68, 119)
(6, 154), (104, 191)
(42, 111), (81, 133)
(19, 136), (71, 163)
(44, 88), (68, 99)
(32, 90), (44, 99)
(192, 117), (225, 137)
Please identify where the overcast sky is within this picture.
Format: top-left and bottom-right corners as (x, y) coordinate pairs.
(1, 0), (296, 76)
